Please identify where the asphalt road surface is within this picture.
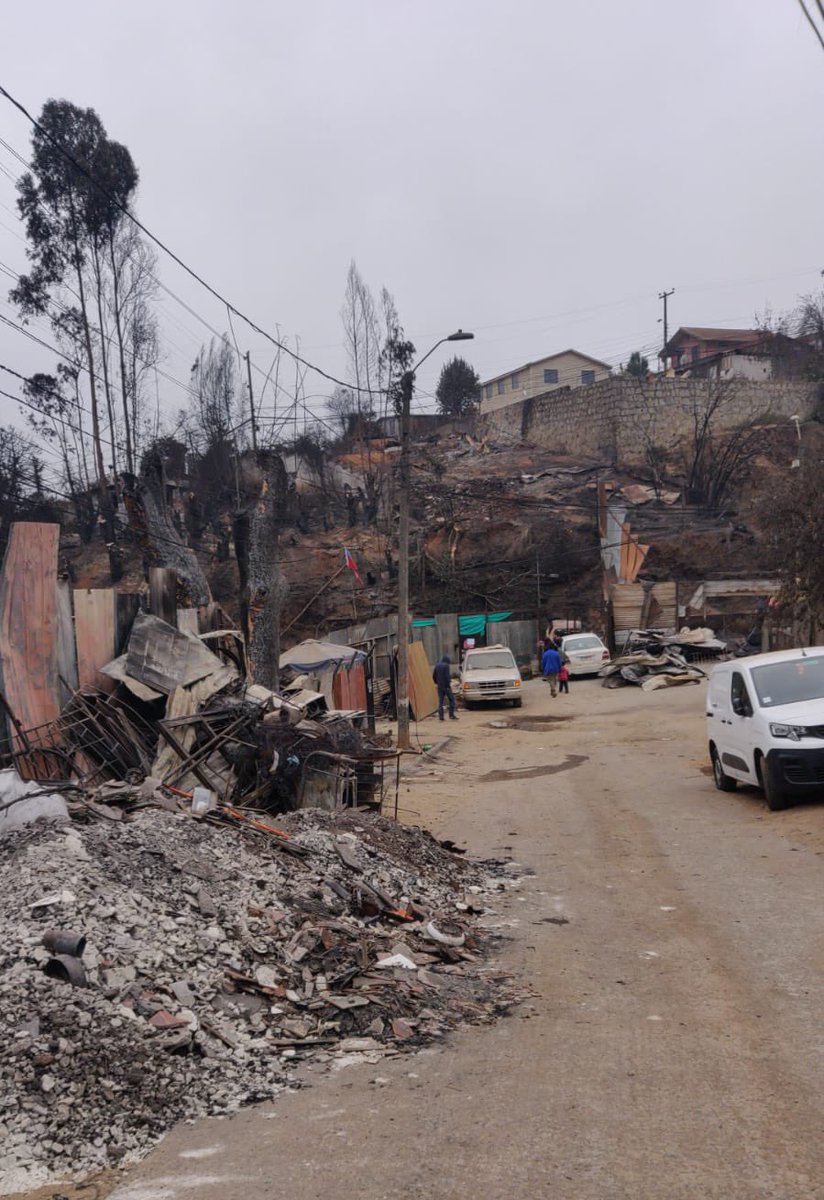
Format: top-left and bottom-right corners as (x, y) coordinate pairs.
(103, 675), (824, 1200)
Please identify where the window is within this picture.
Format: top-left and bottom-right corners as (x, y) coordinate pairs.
(497, 379), (505, 395)
(543, 368), (559, 384)
(563, 635), (604, 651)
(511, 373), (519, 389)
(691, 346), (701, 363)
(485, 384), (492, 399)
(581, 370), (596, 385)
(731, 671), (753, 718)
(464, 650), (517, 671)
(751, 656), (824, 708)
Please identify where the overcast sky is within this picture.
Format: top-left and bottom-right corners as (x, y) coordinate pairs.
(1, 0), (823, 446)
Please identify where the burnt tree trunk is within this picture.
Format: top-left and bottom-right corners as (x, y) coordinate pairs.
(121, 454), (211, 607)
(234, 450), (290, 690)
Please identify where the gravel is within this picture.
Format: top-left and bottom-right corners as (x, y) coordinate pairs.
(0, 806), (513, 1192)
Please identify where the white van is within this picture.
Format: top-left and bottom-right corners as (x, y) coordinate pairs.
(706, 648), (824, 810)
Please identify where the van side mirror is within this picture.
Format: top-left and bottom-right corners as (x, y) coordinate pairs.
(732, 696), (750, 718)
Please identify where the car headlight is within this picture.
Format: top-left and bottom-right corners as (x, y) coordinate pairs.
(513, 679), (521, 687)
(462, 682), (470, 691)
(769, 723), (807, 741)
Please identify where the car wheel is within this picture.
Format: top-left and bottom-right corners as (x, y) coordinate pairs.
(761, 757), (792, 811)
(512, 696), (523, 708)
(711, 747), (737, 792)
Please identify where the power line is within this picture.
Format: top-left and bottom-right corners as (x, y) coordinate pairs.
(0, 83), (386, 398)
(797, 0), (824, 52)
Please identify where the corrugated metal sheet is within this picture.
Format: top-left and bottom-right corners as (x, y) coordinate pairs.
(332, 661), (367, 710)
(610, 583), (646, 632)
(493, 619), (539, 665)
(650, 582), (677, 630)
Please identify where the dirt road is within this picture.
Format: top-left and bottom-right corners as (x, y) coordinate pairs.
(105, 676), (824, 1200)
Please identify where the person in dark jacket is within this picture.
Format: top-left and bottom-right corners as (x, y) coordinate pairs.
(432, 655), (457, 721)
(541, 644), (562, 697)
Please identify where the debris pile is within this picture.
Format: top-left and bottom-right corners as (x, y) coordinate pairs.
(620, 625), (727, 660)
(9, 612), (396, 817)
(0, 802), (515, 1191)
(601, 649), (706, 690)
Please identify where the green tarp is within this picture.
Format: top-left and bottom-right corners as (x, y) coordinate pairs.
(458, 611), (513, 637)
(411, 618), (437, 628)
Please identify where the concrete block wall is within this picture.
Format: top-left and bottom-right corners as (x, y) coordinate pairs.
(477, 377), (820, 463)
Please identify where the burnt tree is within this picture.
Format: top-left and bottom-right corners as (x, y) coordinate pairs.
(122, 449), (210, 605)
(234, 450), (290, 689)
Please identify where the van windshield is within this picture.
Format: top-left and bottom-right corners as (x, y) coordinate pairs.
(750, 657), (824, 708)
(465, 651), (515, 670)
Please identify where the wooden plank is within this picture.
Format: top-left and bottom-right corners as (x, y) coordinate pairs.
(0, 523), (63, 743)
(149, 567), (178, 627)
(74, 588), (116, 692)
(407, 640), (438, 720)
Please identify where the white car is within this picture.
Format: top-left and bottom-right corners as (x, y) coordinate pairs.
(460, 644), (523, 708)
(707, 648), (824, 811)
(560, 633), (611, 677)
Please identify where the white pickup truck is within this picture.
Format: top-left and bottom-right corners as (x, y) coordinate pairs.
(460, 644), (523, 708)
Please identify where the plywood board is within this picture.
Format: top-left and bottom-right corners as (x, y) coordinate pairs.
(74, 588), (116, 692)
(408, 639), (438, 720)
(0, 523), (63, 742)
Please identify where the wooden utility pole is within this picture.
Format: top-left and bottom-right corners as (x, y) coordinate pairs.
(396, 369), (413, 750)
(245, 351), (258, 453)
(659, 288), (675, 370)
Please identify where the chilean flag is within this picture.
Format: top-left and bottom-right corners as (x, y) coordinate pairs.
(344, 546), (364, 586)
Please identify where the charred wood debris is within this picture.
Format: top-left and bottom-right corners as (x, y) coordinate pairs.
(0, 609), (522, 1191)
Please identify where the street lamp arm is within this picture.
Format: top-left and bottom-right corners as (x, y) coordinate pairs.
(409, 330), (474, 376)
(409, 337), (448, 376)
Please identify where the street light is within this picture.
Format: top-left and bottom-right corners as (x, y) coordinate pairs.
(396, 329), (475, 751)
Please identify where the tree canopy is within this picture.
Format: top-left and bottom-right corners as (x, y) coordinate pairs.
(435, 356), (481, 417)
(625, 351), (649, 378)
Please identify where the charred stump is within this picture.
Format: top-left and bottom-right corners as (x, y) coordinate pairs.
(234, 450), (290, 690)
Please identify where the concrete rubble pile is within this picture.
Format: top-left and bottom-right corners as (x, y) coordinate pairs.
(0, 798), (517, 1192)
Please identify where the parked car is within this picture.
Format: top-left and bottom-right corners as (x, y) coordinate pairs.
(560, 633), (611, 677)
(460, 644), (523, 708)
(707, 648), (824, 810)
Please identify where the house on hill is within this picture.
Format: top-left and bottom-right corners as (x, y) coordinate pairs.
(663, 326), (812, 381)
(479, 349), (612, 414)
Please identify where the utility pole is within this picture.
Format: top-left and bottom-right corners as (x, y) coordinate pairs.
(395, 330), (474, 752)
(396, 368), (413, 751)
(245, 351), (258, 453)
(658, 288), (675, 371)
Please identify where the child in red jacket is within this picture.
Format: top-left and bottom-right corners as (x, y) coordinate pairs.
(558, 662), (570, 694)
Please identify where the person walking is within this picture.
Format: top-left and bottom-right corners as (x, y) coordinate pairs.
(432, 654), (457, 721)
(558, 660), (570, 695)
(541, 643), (562, 698)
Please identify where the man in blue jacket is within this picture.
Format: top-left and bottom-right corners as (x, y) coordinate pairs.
(541, 644), (562, 697)
(432, 655), (457, 721)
